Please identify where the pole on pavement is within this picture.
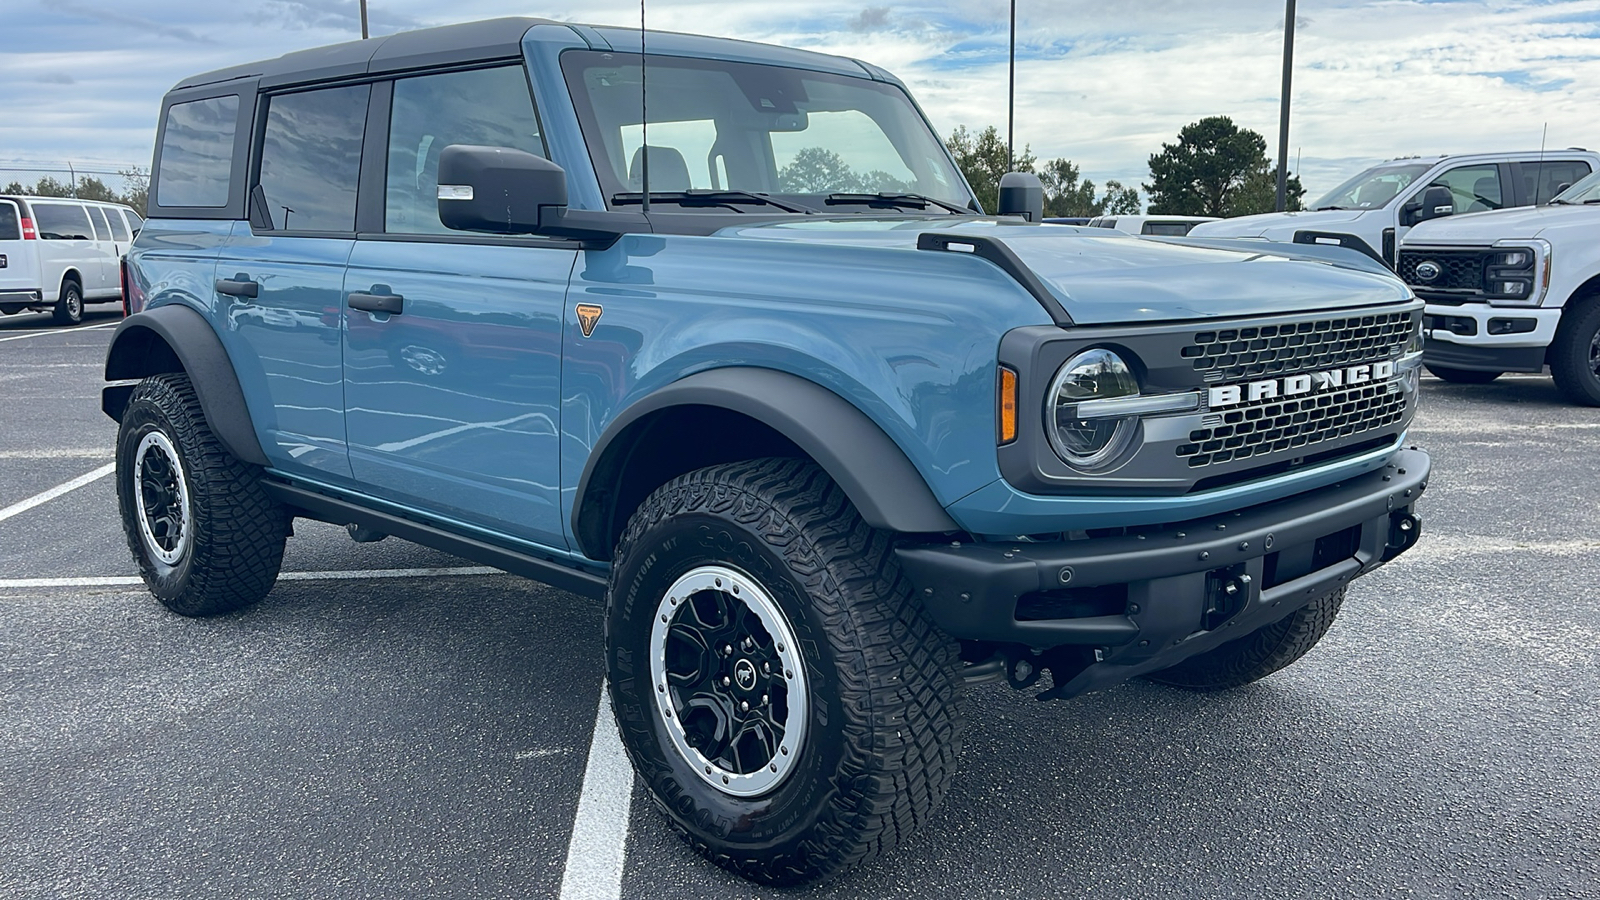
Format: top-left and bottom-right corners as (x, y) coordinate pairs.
(1275, 0), (1296, 211)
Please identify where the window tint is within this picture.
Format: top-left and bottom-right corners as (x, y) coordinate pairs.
(0, 202), (18, 241)
(88, 207), (109, 241)
(1523, 160), (1591, 205)
(103, 207), (131, 242)
(385, 66), (544, 234)
(156, 95), (240, 208)
(1428, 164), (1502, 213)
(259, 85), (370, 232)
(32, 203), (94, 240)
(126, 209), (144, 232)
(1142, 221), (1192, 236)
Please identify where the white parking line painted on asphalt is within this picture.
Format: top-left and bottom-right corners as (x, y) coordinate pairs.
(0, 449), (113, 459)
(0, 320), (120, 343)
(0, 565), (507, 590)
(558, 681), (635, 900)
(0, 462), (116, 523)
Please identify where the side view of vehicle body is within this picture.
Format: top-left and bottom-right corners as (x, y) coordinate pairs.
(0, 195), (142, 324)
(1398, 170), (1600, 403)
(1189, 150), (1598, 268)
(102, 17), (1430, 885)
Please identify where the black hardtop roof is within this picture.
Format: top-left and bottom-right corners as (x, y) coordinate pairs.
(171, 16), (556, 91)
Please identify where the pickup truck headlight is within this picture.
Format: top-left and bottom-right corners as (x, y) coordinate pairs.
(1486, 239), (1552, 306)
(1047, 348), (1141, 470)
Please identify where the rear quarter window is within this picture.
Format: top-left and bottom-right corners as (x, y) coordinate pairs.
(0, 202), (19, 241)
(156, 95), (241, 208)
(31, 203), (94, 240)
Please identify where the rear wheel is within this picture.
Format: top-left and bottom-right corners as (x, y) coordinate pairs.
(1425, 364), (1501, 384)
(606, 458), (963, 885)
(52, 279), (83, 325)
(1147, 588), (1345, 691)
(116, 372), (288, 616)
(1550, 295), (1600, 406)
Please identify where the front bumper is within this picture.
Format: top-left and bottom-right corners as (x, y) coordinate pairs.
(896, 448), (1429, 698)
(1423, 303), (1558, 372)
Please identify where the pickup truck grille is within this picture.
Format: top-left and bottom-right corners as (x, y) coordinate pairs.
(1176, 381), (1407, 468)
(1397, 249), (1485, 292)
(1180, 310), (1417, 382)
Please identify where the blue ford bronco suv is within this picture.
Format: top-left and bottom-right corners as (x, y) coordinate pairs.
(104, 17), (1431, 884)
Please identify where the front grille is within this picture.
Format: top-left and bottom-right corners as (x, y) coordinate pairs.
(1181, 311), (1416, 382)
(1397, 249), (1485, 292)
(1175, 382), (1408, 468)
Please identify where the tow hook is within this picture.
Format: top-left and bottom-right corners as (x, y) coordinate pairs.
(1383, 512), (1421, 561)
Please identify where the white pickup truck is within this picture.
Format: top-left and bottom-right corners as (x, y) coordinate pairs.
(1396, 170), (1600, 404)
(1188, 150), (1599, 269)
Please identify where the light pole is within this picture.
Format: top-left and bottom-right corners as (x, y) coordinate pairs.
(359, 0), (369, 39)
(1274, 0), (1296, 211)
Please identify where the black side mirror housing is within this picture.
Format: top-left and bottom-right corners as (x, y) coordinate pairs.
(1409, 185), (1455, 225)
(437, 144), (639, 243)
(997, 172), (1045, 222)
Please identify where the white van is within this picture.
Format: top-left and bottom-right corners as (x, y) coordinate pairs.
(1187, 150), (1600, 268)
(0, 196), (143, 324)
(1083, 214), (1219, 236)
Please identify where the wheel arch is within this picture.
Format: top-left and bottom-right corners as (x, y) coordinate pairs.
(572, 367), (960, 561)
(102, 304), (269, 466)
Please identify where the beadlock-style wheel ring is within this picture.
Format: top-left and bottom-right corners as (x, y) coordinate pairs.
(649, 565), (809, 798)
(133, 431), (191, 566)
(1588, 326), (1600, 379)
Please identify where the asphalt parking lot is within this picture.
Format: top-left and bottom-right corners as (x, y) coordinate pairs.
(3, 309), (1597, 900)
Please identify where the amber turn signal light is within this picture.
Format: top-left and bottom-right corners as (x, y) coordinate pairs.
(998, 366), (1018, 445)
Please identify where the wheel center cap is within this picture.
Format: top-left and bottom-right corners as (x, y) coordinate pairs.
(733, 658), (757, 691)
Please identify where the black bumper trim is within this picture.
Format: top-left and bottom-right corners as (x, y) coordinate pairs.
(896, 448), (1429, 670)
(1423, 338), (1545, 373)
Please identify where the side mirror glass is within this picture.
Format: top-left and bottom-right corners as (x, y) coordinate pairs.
(437, 144), (567, 234)
(997, 172), (1045, 222)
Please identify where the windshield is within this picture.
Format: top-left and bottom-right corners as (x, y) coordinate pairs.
(1308, 163), (1432, 211)
(561, 50), (973, 211)
(1552, 170), (1600, 204)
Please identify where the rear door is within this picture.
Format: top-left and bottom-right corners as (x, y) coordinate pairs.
(27, 201), (99, 300)
(1512, 159), (1593, 206)
(0, 199), (38, 306)
(82, 204), (120, 297)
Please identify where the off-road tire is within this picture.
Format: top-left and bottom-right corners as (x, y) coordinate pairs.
(1147, 587), (1345, 691)
(53, 279), (83, 325)
(605, 458), (963, 885)
(116, 372), (288, 616)
(1550, 295), (1600, 406)
(1425, 364), (1501, 384)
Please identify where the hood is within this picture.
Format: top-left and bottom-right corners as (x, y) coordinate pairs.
(719, 218), (1411, 325)
(1404, 204), (1600, 242)
(1187, 208), (1377, 240)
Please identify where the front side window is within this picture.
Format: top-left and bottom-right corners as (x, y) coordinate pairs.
(31, 203), (94, 240)
(1428, 164), (1502, 213)
(386, 65), (545, 234)
(561, 51), (970, 210)
(258, 84), (370, 232)
(126, 209), (144, 233)
(1309, 163), (1431, 211)
(0, 201), (19, 240)
(155, 95), (240, 208)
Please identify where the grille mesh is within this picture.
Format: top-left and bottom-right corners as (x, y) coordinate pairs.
(1397, 250), (1485, 291)
(1176, 383), (1408, 468)
(1182, 311), (1416, 382)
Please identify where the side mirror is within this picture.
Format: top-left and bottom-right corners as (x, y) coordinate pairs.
(1551, 182), (1572, 202)
(997, 172), (1045, 222)
(438, 144), (566, 234)
(1412, 185), (1454, 224)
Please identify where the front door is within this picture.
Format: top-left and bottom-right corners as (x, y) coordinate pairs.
(341, 64), (573, 548)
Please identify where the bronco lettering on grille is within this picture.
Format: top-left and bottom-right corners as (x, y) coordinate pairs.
(1208, 361), (1396, 408)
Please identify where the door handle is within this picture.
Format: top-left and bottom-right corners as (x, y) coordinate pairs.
(348, 290), (404, 315)
(215, 275), (259, 299)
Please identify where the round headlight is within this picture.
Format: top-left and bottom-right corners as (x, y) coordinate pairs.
(1047, 348), (1141, 470)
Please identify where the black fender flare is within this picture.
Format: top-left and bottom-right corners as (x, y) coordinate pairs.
(102, 304), (269, 467)
(572, 367), (960, 559)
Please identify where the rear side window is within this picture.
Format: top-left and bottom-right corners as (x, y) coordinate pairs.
(103, 208), (132, 242)
(156, 95), (240, 208)
(1522, 160), (1591, 205)
(32, 203), (94, 240)
(385, 66), (545, 234)
(258, 84), (369, 232)
(87, 207), (107, 241)
(1141, 221), (1192, 236)
(0, 202), (18, 241)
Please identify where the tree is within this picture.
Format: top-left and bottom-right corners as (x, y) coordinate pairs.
(945, 125), (1034, 213)
(118, 167), (150, 215)
(1037, 158), (1097, 217)
(0, 171), (149, 214)
(1100, 179), (1142, 215)
(1144, 116), (1303, 217)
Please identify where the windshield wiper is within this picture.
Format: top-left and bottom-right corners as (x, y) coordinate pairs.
(823, 192), (971, 214)
(1314, 205), (1349, 211)
(611, 190), (813, 214)
(1584, 198), (1600, 205)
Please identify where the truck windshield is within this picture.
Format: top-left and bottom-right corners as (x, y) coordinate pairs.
(561, 50), (973, 212)
(1308, 163), (1432, 211)
(1550, 170), (1600, 204)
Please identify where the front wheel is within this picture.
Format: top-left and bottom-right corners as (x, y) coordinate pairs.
(1425, 364), (1501, 384)
(605, 459), (963, 885)
(1147, 587), (1345, 691)
(1550, 295), (1600, 406)
(116, 372), (289, 616)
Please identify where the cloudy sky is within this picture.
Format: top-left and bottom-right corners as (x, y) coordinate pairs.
(2, 0), (1597, 205)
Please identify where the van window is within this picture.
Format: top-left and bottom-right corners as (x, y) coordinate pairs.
(0, 202), (19, 241)
(31, 203), (94, 240)
(156, 95), (240, 208)
(126, 209), (144, 233)
(103, 207), (132, 242)
(1522, 160), (1591, 205)
(385, 66), (544, 234)
(258, 84), (369, 232)
(1428, 164), (1503, 213)
(87, 207), (108, 241)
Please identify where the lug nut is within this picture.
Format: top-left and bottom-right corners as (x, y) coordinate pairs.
(722, 676), (731, 687)
(740, 701), (750, 712)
